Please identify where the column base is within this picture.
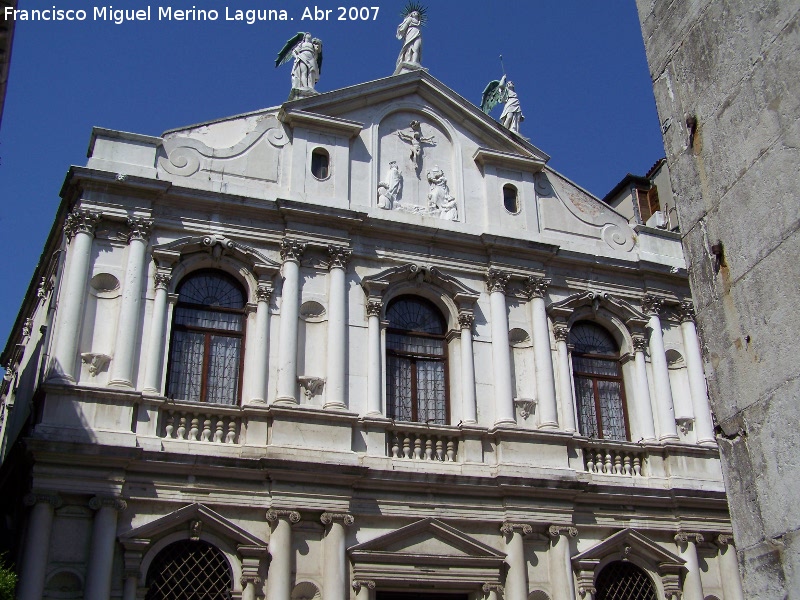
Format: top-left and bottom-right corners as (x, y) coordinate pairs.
(698, 438), (718, 447)
(273, 396), (298, 406)
(538, 421), (559, 430)
(659, 433), (681, 442)
(494, 418), (517, 427)
(108, 379), (134, 389)
(323, 402), (347, 410)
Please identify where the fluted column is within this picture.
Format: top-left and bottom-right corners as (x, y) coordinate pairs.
(553, 324), (577, 432)
(143, 271), (171, 394)
(488, 270), (515, 426)
(716, 535), (745, 600)
(266, 509), (300, 600)
(632, 334), (657, 441)
(321, 513), (354, 600)
(501, 522), (531, 600)
(248, 283), (273, 404)
(642, 295), (679, 441)
(85, 496), (127, 600)
(18, 493), (62, 600)
(459, 311), (478, 424)
(679, 302), (716, 445)
(352, 580), (376, 600)
(275, 240), (306, 405)
(675, 532), (705, 600)
(109, 217), (153, 388)
(52, 209), (102, 381)
(366, 299), (383, 415)
(548, 525), (578, 600)
(525, 277), (558, 429)
(325, 246), (351, 409)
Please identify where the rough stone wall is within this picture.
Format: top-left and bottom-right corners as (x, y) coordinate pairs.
(636, 0), (800, 596)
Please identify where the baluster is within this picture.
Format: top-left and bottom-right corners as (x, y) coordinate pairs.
(435, 439), (444, 461)
(623, 453), (632, 476)
(614, 452), (622, 475)
(164, 411), (175, 439)
(586, 451), (594, 473)
(403, 434), (412, 459)
(604, 451), (613, 474)
(446, 439), (456, 462)
(214, 418), (224, 443)
(414, 436), (423, 460)
(391, 433), (400, 458)
(177, 415), (187, 440)
(225, 419), (237, 444)
(189, 415), (200, 441)
(596, 451), (604, 473)
(425, 437), (433, 461)
(633, 455), (642, 476)
(201, 417), (212, 442)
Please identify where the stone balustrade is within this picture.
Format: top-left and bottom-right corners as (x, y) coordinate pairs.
(582, 443), (645, 476)
(388, 427), (460, 462)
(159, 404), (242, 444)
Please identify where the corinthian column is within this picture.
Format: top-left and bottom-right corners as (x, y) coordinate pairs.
(18, 493), (62, 600)
(51, 209), (102, 381)
(325, 246), (351, 409)
(366, 299), (383, 415)
(548, 525), (578, 600)
(247, 283), (273, 404)
(85, 496), (127, 600)
(275, 240), (306, 405)
(459, 311), (478, 424)
(143, 271), (171, 394)
(642, 295), (678, 441)
(321, 513), (354, 600)
(501, 522), (531, 600)
(109, 217), (153, 388)
(488, 270), (515, 426)
(716, 535), (745, 600)
(632, 334), (657, 441)
(526, 277), (558, 429)
(266, 509), (301, 600)
(679, 302), (716, 445)
(674, 532), (705, 600)
(553, 324), (577, 432)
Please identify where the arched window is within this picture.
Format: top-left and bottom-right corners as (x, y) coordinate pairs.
(145, 540), (232, 600)
(503, 184), (519, 213)
(311, 147), (330, 179)
(570, 321), (629, 441)
(595, 561), (656, 600)
(386, 296), (448, 425)
(166, 270), (246, 405)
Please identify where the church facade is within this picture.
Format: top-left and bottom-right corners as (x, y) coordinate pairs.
(0, 69), (743, 600)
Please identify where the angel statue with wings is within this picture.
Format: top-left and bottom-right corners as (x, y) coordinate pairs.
(481, 70), (525, 134)
(275, 32), (323, 97)
(395, 2), (427, 73)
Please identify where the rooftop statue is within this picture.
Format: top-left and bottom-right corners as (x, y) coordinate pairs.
(481, 66), (525, 134)
(276, 32), (323, 99)
(395, 2), (427, 74)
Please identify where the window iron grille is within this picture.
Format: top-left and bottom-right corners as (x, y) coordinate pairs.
(145, 540), (232, 600)
(595, 561), (657, 600)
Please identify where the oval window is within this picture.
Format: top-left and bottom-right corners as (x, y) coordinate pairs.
(503, 184), (519, 213)
(311, 148), (330, 179)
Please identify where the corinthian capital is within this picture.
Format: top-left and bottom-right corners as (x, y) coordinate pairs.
(266, 509), (301, 524)
(678, 300), (696, 323)
(127, 217), (154, 242)
(89, 496), (127, 512)
(280, 239), (307, 263)
(716, 533), (735, 548)
(327, 245), (352, 270)
(632, 334), (648, 353)
(64, 209), (102, 240)
(500, 522), (532, 536)
(486, 269), (511, 294)
(154, 272), (171, 290)
(548, 525), (578, 538)
(641, 294), (664, 317)
(352, 580), (376, 592)
(366, 299), (382, 318)
(458, 311), (475, 330)
(321, 512), (355, 526)
(256, 284), (273, 303)
(553, 323), (570, 342)
(524, 276), (551, 299)
(674, 531), (704, 544)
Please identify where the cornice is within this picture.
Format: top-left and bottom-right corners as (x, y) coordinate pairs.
(278, 108), (364, 138)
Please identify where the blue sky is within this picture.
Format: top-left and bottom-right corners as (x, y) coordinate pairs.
(0, 0), (665, 345)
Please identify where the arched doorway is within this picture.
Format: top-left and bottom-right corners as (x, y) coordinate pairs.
(595, 561), (657, 600)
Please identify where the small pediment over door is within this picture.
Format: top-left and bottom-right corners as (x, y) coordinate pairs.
(348, 518), (505, 589)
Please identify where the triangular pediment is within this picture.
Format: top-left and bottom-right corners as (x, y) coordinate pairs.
(349, 517), (505, 560)
(120, 503), (266, 549)
(572, 529), (685, 569)
(283, 70), (550, 162)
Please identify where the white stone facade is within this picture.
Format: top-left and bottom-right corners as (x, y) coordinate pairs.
(0, 71), (741, 600)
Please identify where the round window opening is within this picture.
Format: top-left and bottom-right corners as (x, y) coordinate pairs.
(503, 184), (519, 213)
(311, 148), (330, 180)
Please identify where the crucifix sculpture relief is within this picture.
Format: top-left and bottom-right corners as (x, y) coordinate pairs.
(396, 120), (436, 171)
